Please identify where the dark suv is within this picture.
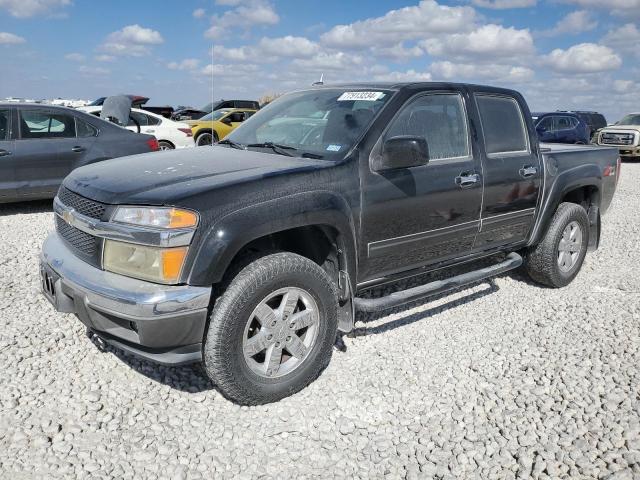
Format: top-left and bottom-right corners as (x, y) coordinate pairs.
(557, 111), (607, 139)
(533, 112), (591, 144)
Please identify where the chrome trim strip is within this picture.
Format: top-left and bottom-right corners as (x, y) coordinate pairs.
(54, 197), (195, 248)
(368, 219), (480, 256)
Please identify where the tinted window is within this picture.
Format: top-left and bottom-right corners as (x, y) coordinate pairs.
(476, 96), (528, 155)
(20, 110), (76, 139)
(126, 112), (159, 127)
(76, 118), (98, 137)
(555, 116), (575, 130)
(536, 116), (553, 130)
(386, 93), (469, 160)
(0, 110), (9, 140)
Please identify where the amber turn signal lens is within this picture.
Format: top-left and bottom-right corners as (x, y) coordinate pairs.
(167, 208), (199, 229)
(161, 247), (188, 283)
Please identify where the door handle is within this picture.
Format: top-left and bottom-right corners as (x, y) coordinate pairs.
(519, 165), (538, 178)
(455, 173), (479, 187)
(0, 149), (11, 157)
(145, 129), (155, 133)
(71, 146), (86, 153)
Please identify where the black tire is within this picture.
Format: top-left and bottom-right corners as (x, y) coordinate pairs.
(158, 140), (174, 150)
(525, 202), (589, 288)
(203, 252), (338, 405)
(196, 131), (217, 146)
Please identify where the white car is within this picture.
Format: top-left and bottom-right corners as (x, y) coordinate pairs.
(80, 106), (195, 150)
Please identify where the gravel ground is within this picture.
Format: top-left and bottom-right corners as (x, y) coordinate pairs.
(1, 164), (639, 480)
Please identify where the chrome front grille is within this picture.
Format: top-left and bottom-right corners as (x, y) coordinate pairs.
(57, 187), (107, 220)
(600, 132), (636, 146)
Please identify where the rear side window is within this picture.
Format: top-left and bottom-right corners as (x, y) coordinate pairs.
(76, 118), (98, 137)
(386, 93), (469, 160)
(476, 95), (528, 155)
(555, 116), (576, 129)
(0, 110), (9, 140)
(20, 110), (76, 139)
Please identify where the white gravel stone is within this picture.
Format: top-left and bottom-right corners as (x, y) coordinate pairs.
(1, 164), (640, 478)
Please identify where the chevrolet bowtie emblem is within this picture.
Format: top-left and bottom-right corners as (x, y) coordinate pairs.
(62, 210), (73, 224)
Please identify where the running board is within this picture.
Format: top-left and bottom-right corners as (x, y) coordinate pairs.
(354, 252), (523, 313)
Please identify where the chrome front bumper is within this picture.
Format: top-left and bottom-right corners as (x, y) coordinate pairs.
(40, 232), (212, 365)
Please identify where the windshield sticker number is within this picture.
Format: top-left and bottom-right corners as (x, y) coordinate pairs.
(337, 91), (384, 102)
(326, 144), (342, 152)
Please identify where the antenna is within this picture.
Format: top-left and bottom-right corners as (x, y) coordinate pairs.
(312, 73), (324, 86)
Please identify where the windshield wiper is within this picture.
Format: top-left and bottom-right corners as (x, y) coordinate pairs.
(217, 139), (245, 150)
(246, 142), (295, 157)
(301, 152), (324, 159)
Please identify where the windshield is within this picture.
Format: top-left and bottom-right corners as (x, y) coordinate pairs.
(199, 102), (221, 113)
(200, 109), (230, 121)
(617, 114), (640, 125)
(224, 88), (393, 160)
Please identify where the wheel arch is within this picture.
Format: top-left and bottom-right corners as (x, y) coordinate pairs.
(186, 191), (357, 292)
(528, 164), (601, 248)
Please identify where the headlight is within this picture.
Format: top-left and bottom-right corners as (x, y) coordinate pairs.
(103, 240), (188, 284)
(112, 207), (198, 229)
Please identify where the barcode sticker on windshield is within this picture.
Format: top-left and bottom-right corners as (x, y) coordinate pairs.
(337, 91), (384, 102)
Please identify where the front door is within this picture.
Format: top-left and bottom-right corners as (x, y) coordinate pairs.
(359, 91), (483, 282)
(14, 108), (84, 198)
(473, 94), (542, 249)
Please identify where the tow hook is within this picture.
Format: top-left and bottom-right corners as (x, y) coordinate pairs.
(86, 329), (108, 352)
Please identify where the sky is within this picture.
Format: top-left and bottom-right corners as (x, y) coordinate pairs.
(0, 0), (639, 121)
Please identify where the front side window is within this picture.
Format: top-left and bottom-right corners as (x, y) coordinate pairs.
(20, 110), (76, 139)
(536, 116), (554, 131)
(226, 88), (393, 160)
(476, 95), (528, 155)
(385, 93), (469, 160)
(0, 110), (9, 140)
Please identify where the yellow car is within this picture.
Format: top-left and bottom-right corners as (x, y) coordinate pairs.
(187, 108), (256, 146)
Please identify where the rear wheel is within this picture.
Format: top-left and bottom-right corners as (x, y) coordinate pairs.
(525, 202), (589, 288)
(158, 140), (174, 150)
(203, 253), (339, 405)
(196, 131), (217, 146)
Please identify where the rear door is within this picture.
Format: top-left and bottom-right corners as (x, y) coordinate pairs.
(14, 108), (91, 198)
(0, 107), (16, 201)
(473, 93), (541, 249)
(554, 115), (577, 143)
(359, 90), (483, 281)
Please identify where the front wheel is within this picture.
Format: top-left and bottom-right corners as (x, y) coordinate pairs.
(203, 253), (339, 405)
(525, 202), (589, 288)
(158, 140), (174, 150)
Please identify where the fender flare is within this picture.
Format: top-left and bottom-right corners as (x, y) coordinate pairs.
(528, 163), (602, 246)
(186, 190), (358, 291)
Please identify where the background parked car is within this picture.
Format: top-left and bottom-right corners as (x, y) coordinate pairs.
(557, 110), (607, 140)
(532, 112), (591, 144)
(172, 99), (260, 121)
(595, 112), (640, 160)
(83, 106), (194, 150)
(186, 108), (256, 146)
(0, 103), (158, 203)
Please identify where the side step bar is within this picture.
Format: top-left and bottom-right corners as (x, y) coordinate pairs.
(354, 252), (523, 313)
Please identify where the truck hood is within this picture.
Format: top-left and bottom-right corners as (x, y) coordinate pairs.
(63, 146), (327, 205)
(600, 125), (640, 132)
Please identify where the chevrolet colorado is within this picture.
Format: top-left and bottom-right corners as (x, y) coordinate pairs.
(40, 83), (620, 405)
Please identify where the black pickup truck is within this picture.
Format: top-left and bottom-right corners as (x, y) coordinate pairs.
(40, 83), (620, 404)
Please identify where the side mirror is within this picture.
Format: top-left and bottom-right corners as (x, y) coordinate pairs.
(373, 136), (429, 171)
(221, 116), (233, 125)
